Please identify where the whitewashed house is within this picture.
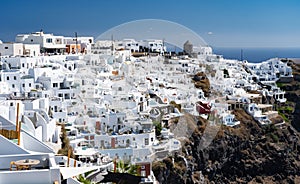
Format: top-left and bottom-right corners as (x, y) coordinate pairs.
(0, 42), (23, 56)
(245, 103), (271, 125)
(16, 31), (66, 54)
(219, 113), (240, 127)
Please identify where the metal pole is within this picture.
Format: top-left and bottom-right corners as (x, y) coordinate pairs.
(67, 148), (71, 167)
(75, 32), (78, 54)
(17, 118), (21, 145)
(16, 103), (19, 132)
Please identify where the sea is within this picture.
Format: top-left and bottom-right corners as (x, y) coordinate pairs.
(213, 47), (300, 63)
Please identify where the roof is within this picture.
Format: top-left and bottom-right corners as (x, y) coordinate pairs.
(60, 166), (101, 180)
(21, 75), (34, 79)
(257, 104), (273, 109)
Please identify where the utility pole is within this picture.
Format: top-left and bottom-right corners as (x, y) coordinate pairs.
(111, 34), (114, 56)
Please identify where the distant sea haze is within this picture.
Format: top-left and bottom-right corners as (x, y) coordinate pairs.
(213, 47), (300, 63)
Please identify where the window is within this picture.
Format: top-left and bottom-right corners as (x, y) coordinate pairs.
(4, 47), (8, 49)
(46, 38), (52, 43)
(22, 84), (25, 87)
(29, 83), (31, 87)
(22, 63), (25, 67)
(6, 76), (9, 80)
(31, 39), (33, 42)
(144, 138), (149, 146)
(14, 76), (16, 80)
(53, 83), (58, 88)
(12, 84), (15, 88)
(141, 171), (146, 177)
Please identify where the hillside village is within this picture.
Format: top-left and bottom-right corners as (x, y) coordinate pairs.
(0, 31), (293, 184)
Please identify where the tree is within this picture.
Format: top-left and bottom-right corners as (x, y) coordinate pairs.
(77, 174), (92, 184)
(116, 160), (138, 175)
(153, 121), (162, 137)
(58, 124), (74, 158)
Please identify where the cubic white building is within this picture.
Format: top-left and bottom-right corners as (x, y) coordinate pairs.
(64, 36), (94, 54)
(16, 31), (66, 54)
(0, 43), (23, 56)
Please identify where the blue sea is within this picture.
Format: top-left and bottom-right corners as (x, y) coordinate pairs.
(213, 47), (300, 63)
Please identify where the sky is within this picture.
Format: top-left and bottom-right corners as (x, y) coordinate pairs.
(1, 0), (300, 48)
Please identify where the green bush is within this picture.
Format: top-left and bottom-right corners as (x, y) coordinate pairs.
(278, 112), (289, 122)
(270, 133), (279, 143)
(276, 82), (283, 88)
(153, 121), (162, 136)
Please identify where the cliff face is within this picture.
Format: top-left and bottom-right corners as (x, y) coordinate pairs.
(153, 109), (300, 184)
(278, 59), (300, 131)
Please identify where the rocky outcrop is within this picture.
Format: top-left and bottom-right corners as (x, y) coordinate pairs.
(153, 109), (300, 183)
(277, 59), (300, 131)
(192, 72), (210, 97)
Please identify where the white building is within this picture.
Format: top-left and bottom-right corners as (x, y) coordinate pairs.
(0, 43), (40, 57)
(123, 39), (139, 52)
(140, 39), (166, 53)
(0, 43), (23, 56)
(23, 44), (40, 56)
(16, 31), (66, 53)
(0, 112), (105, 184)
(246, 58), (293, 81)
(64, 36), (94, 54)
(245, 103), (271, 125)
(220, 113), (240, 127)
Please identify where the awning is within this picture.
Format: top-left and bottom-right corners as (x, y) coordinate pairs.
(70, 138), (86, 144)
(60, 166), (100, 179)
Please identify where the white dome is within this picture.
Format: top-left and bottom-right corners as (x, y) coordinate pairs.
(0, 40), (3, 44)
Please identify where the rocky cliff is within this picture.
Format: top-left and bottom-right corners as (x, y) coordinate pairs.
(153, 109), (300, 183)
(277, 59), (300, 131)
(192, 72), (210, 97)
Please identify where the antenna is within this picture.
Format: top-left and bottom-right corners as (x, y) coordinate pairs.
(75, 32), (78, 54)
(111, 34), (114, 55)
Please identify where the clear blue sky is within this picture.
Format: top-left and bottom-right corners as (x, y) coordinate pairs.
(1, 0), (300, 47)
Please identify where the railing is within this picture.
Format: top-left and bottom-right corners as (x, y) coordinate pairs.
(0, 129), (18, 139)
